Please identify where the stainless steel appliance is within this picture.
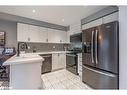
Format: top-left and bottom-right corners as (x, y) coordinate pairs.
(66, 33), (82, 75)
(82, 21), (119, 89)
(70, 33), (82, 42)
(40, 54), (52, 74)
(66, 53), (78, 75)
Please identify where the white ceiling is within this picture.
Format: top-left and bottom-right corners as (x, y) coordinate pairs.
(0, 6), (107, 26)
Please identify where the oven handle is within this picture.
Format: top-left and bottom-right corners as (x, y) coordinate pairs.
(83, 65), (116, 77)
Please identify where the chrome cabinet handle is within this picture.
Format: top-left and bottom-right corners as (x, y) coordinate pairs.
(91, 31), (94, 63)
(83, 65), (116, 77)
(95, 30), (98, 64)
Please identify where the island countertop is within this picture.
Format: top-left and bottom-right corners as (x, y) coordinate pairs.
(3, 51), (70, 66)
(3, 54), (44, 66)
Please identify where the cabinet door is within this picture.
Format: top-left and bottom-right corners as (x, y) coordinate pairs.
(61, 31), (68, 43)
(103, 12), (118, 24)
(48, 29), (60, 43)
(28, 25), (39, 42)
(38, 27), (48, 43)
(48, 29), (55, 43)
(58, 53), (66, 69)
(82, 18), (102, 30)
(66, 31), (70, 43)
(52, 54), (59, 71)
(17, 23), (29, 42)
(61, 53), (66, 68)
(57, 30), (67, 43)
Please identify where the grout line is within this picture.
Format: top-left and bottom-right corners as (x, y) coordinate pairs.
(41, 69), (91, 90)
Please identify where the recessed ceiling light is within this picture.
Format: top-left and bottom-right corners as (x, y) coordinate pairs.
(62, 19), (65, 22)
(32, 9), (36, 13)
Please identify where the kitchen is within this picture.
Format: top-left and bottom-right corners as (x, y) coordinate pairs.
(0, 6), (126, 90)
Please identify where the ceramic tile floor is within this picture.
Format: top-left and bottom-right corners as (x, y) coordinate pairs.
(0, 81), (9, 90)
(41, 69), (92, 90)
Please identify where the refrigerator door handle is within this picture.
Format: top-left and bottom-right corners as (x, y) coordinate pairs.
(95, 30), (98, 64)
(91, 31), (94, 63)
(83, 65), (116, 77)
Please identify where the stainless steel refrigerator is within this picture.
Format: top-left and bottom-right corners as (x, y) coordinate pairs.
(82, 21), (119, 89)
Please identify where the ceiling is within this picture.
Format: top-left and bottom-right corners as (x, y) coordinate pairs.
(0, 6), (107, 26)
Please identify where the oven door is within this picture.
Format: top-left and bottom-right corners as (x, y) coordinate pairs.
(66, 53), (78, 75)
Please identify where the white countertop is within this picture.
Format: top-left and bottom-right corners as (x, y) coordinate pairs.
(3, 51), (70, 66)
(22, 51), (71, 55)
(3, 54), (44, 66)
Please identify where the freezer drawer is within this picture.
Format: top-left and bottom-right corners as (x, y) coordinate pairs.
(82, 65), (118, 89)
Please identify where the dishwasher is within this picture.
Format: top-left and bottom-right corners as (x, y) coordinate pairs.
(40, 54), (52, 74)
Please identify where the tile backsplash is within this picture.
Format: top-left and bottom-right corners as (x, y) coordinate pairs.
(24, 42), (69, 53)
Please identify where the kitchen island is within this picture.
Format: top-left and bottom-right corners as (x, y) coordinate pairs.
(3, 54), (44, 89)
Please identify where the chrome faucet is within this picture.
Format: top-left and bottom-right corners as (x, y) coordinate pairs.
(17, 42), (28, 56)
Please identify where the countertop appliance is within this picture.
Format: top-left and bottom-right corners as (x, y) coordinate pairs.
(40, 54), (52, 74)
(82, 21), (119, 89)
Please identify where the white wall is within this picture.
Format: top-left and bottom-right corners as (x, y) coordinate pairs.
(119, 6), (127, 89)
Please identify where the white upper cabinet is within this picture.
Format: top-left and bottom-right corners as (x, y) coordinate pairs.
(48, 29), (68, 43)
(48, 28), (59, 43)
(28, 25), (39, 42)
(17, 23), (29, 42)
(17, 23), (68, 43)
(57, 30), (68, 43)
(17, 23), (40, 42)
(102, 12), (118, 24)
(66, 31), (70, 43)
(82, 18), (102, 30)
(38, 26), (48, 43)
(82, 12), (118, 30)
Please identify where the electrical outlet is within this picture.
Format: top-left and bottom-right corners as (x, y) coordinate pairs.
(53, 46), (55, 49)
(27, 46), (30, 49)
